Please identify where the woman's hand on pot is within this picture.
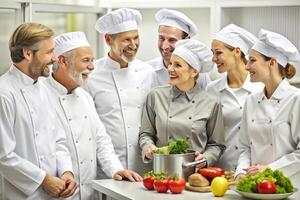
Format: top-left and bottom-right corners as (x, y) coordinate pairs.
(145, 144), (157, 160)
(195, 151), (207, 168)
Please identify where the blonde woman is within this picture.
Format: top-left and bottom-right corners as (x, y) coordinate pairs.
(207, 24), (263, 171)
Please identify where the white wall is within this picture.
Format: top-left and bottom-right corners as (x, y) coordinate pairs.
(136, 8), (211, 62)
(221, 6), (300, 77)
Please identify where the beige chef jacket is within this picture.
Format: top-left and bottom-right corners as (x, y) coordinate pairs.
(139, 84), (226, 166)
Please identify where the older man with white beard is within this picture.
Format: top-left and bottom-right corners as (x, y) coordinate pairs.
(43, 32), (142, 200)
(85, 8), (157, 178)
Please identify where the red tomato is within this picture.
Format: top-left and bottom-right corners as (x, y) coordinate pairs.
(143, 177), (156, 190)
(257, 179), (276, 194)
(198, 167), (224, 179)
(154, 179), (169, 193)
(168, 177), (186, 194)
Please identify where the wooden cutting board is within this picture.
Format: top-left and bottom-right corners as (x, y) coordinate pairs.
(185, 181), (236, 193)
(186, 184), (211, 192)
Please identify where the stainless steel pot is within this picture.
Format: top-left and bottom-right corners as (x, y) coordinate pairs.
(153, 150), (206, 180)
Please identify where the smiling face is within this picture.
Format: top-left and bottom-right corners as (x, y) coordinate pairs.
(107, 30), (139, 67)
(211, 39), (238, 73)
(246, 49), (271, 83)
(168, 54), (198, 91)
(67, 47), (94, 86)
(158, 25), (185, 67)
(28, 37), (56, 79)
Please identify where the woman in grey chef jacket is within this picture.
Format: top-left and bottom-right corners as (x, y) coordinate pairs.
(206, 24), (264, 171)
(139, 39), (225, 168)
(235, 29), (300, 182)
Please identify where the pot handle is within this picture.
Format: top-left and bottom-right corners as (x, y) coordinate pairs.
(182, 159), (207, 168)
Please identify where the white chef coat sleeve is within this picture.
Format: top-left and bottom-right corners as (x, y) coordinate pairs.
(139, 91), (157, 163)
(0, 91), (46, 196)
(235, 97), (251, 177)
(91, 103), (124, 178)
(54, 122), (74, 177)
(268, 96), (300, 177)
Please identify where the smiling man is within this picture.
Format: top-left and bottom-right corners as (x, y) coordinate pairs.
(85, 8), (157, 178)
(148, 9), (211, 88)
(0, 22), (76, 199)
(43, 32), (142, 200)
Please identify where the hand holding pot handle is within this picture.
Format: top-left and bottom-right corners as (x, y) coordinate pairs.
(145, 144), (157, 160)
(195, 151), (207, 168)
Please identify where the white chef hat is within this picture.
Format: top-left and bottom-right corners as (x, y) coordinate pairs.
(252, 29), (300, 67)
(173, 39), (214, 73)
(54, 31), (90, 56)
(214, 24), (257, 55)
(155, 9), (198, 37)
(95, 8), (142, 34)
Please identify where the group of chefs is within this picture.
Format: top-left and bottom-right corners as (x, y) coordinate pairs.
(0, 6), (300, 200)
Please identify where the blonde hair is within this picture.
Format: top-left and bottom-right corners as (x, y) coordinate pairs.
(9, 22), (54, 63)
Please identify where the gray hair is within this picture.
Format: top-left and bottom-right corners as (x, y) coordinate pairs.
(52, 50), (76, 72)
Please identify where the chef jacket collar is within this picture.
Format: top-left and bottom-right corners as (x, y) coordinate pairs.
(257, 78), (290, 101)
(215, 74), (253, 93)
(268, 79), (290, 100)
(104, 54), (134, 70)
(47, 73), (68, 95)
(153, 57), (166, 72)
(171, 82), (200, 101)
(10, 64), (37, 85)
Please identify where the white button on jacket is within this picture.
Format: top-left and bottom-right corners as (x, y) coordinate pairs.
(206, 75), (263, 170)
(44, 75), (123, 200)
(0, 65), (73, 200)
(237, 79), (300, 179)
(85, 56), (157, 177)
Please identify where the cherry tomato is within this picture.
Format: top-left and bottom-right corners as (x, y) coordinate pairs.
(257, 179), (276, 194)
(142, 171), (156, 190)
(198, 167), (224, 179)
(168, 177), (186, 194)
(154, 178), (169, 193)
(143, 177), (156, 190)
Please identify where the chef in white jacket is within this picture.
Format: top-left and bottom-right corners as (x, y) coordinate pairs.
(147, 9), (211, 88)
(85, 8), (157, 177)
(207, 24), (263, 171)
(236, 29), (300, 194)
(0, 23), (76, 200)
(44, 32), (142, 200)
